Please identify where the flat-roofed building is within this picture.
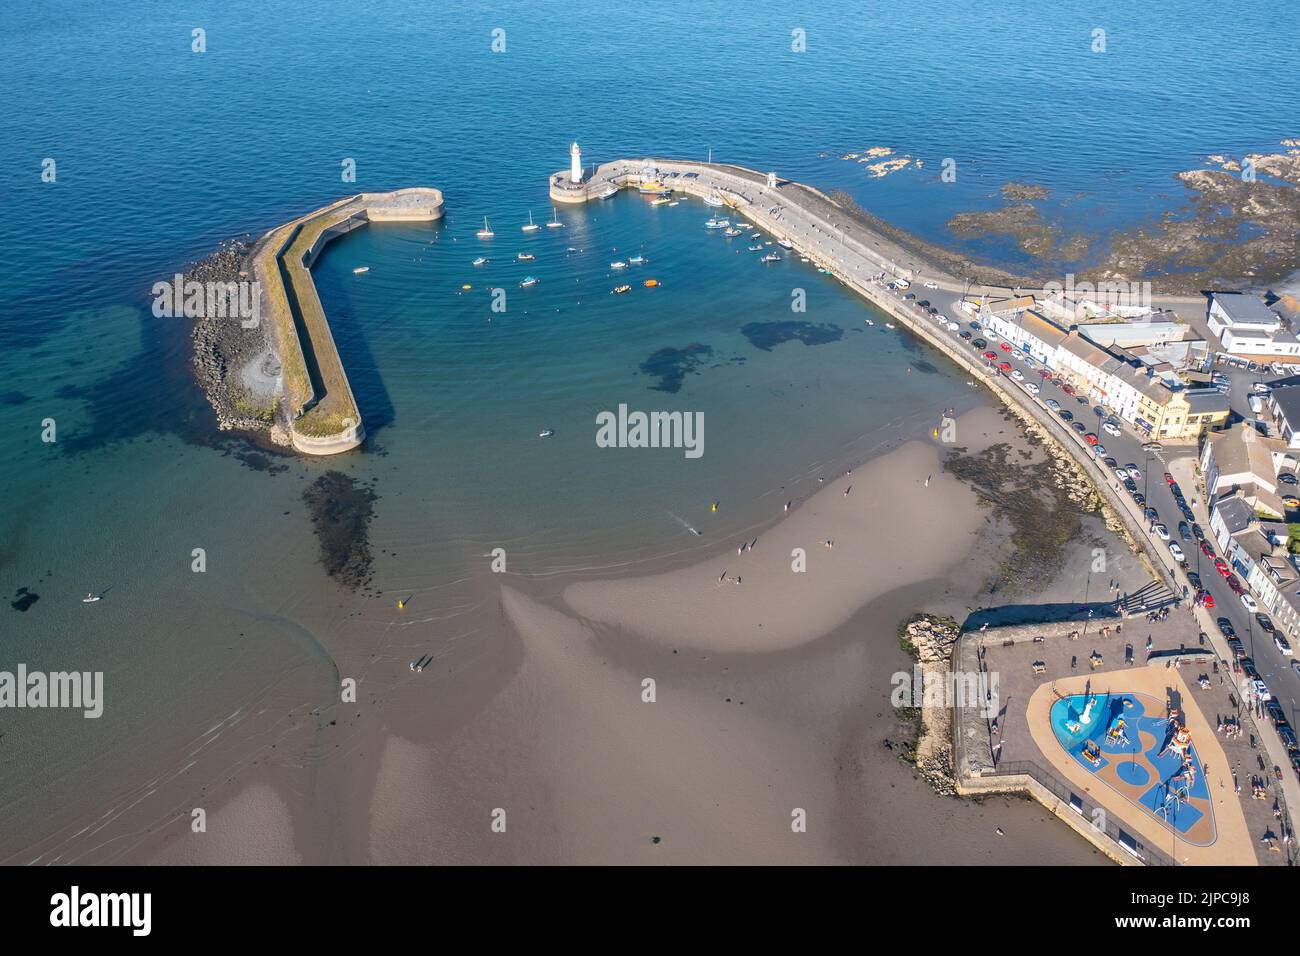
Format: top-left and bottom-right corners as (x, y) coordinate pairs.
(1207, 292), (1300, 359)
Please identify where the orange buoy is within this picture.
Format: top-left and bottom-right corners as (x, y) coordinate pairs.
(644, 278), (659, 288)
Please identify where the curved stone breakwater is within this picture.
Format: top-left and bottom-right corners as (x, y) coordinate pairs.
(191, 187), (444, 455)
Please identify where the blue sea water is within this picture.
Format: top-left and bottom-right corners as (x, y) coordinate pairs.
(0, 0), (1296, 857)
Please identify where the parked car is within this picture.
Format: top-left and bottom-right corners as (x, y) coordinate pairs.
(1169, 542), (1185, 562)
(1187, 571), (1202, 589)
(1153, 523), (1170, 540)
(1024, 382), (1040, 395)
(1142, 442), (1163, 451)
(1276, 634), (1293, 657)
(1199, 589), (1215, 608)
(1144, 507), (1159, 522)
(1281, 472), (1299, 486)
(1178, 521), (1191, 541)
(1217, 618), (1236, 638)
(1102, 422), (1121, 437)
(1084, 432), (1098, 445)
(1125, 464), (1143, 480)
(1114, 468), (1130, 481)
(1059, 410), (1074, 421)
(1256, 613), (1276, 634)
(1192, 523), (1204, 542)
(1201, 541), (1215, 558)
(1241, 593), (1260, 613)
(1045, 399), (1061, 411)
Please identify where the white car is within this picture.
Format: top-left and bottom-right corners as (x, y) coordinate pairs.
(1240, 593), (1259, 613)
(1045, 399), (1061, 411)
(1010, 369), (1024, 381)
(1275, 634), (1293, 657)
(946, 322), (960, 332)
(1154, 524), (1170, 541)
(1024, 382), (1040, 395)
(923, 281), (938, 290)
(1102, 422), (1121, 437)
(1126, 466), (1143, 481)
(1250, 678), (1271, 701)
(1168, 542), (1185, 562)
(1114, 468), (1130, 481)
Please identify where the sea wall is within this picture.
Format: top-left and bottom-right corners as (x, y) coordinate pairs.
(249, 187), (444, 456)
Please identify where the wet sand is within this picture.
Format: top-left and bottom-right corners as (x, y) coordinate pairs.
(125, 406), (1112, 865)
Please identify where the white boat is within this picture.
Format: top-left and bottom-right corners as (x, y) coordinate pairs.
(547, 208), (564, 229)
(517, 252), (535, 261)
(778, 239), (794, 250)
(750, 232), (760, 239)
(703, 192), (725, 207)
(472, 257), (488, 266)
(865, 319), (874, 326)
(352, 266), (370, 275)
(538, 428), (554, 438)
(522, 210), (540, 233)
(82, 593), (100, 604)
(651, 197), (671, 206)
(762, 253), (782, 263)
(668, 201), (679, 207)
(610, 261), (628, 269)
(476, 217), (494, 239)
(724, 228), (742, 237)
(704, 217), (728, 230)
(747, 244), (763, 251)
(885, 323), (895, 329)
(737, 222), (752, 229)
(598, 185), (617, 199)
(629, 255), (646, 264)
(519, 276), (539, 288)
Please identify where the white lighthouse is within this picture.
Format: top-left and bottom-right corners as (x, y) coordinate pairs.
(570, 142), (583, 183)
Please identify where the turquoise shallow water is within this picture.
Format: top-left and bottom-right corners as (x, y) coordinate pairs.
(0, 0), (1296, 856)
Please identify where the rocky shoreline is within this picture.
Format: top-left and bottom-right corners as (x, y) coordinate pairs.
(185, 237), (291, 446)
(897, 614), (961, 796)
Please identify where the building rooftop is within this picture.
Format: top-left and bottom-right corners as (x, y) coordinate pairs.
(1212, 494), (1256, 534)
(1212, 292), (1281, 328)
(1185, 389), (1230, 415)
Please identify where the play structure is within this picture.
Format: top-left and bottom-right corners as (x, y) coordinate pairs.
(1049, 691), (1216, 846)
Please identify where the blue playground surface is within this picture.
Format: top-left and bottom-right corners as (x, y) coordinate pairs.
(1050, 692), (1213, 841)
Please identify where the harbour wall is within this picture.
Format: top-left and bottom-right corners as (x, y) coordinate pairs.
(251, 187), (444, 455)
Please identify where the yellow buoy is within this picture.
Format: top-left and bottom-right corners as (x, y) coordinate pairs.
(397, 599), (405, 610)
(462, 284), (472, 290)
(932, 428), (939, 438)
(711, 501), (718, 512)
(644, 278), (659, 288)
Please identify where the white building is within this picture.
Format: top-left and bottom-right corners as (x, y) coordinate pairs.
(1207, 292), (1300, 358)
(569, 142), (583, 183)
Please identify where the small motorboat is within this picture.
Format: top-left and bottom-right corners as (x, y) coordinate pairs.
(724, 228), (742, 237)
(651, 197), (671, 206)
(628, 255), (646, 264)
(750, 232), (761, 239)
(547, 208), (565, 229)
(885, 323), (895, 329)
(477, 216), (494, 239)
(800, 257), (810, 263)
(610, 260), (628, 269)
(737, 222), (752, 229)
(747, 244), (763, 251)
(703, 192), (725, 207)
(668, 201), (679, 207)
(82, 593), (100, 604)
(778, 239), (794, 250)
(865, 319), (874, 326)
(472, 257), (489, 266)
(817, 267), (832, 274)
(612, 284), (632, 294)
(520, 276), (539, 288)
(522, 210), (540, 233)
(352, 266), (370, 275)
(762, 253), (782, 263)
(517, 252), (536, 261)
(599, 185), (618, 199)
(538, 428), (555, 438)
(705, 217), (729, 230)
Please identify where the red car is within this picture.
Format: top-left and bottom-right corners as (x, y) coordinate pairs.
(1038, 369), (1052, 379)
(999, 342), (1013, 351)
(1062, 383), (1076, 395)
(1214, 557), (1231, 577)
(983, 351), (998, 360)
(998, 361), (1012, 372)
(1084, 433), (1099, 445)
(1199, 590), (1215, 608)
(1227, 576), (1244, 594)
(1164, 473), (1175, 484)
(1201, 541), (1215, 558)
